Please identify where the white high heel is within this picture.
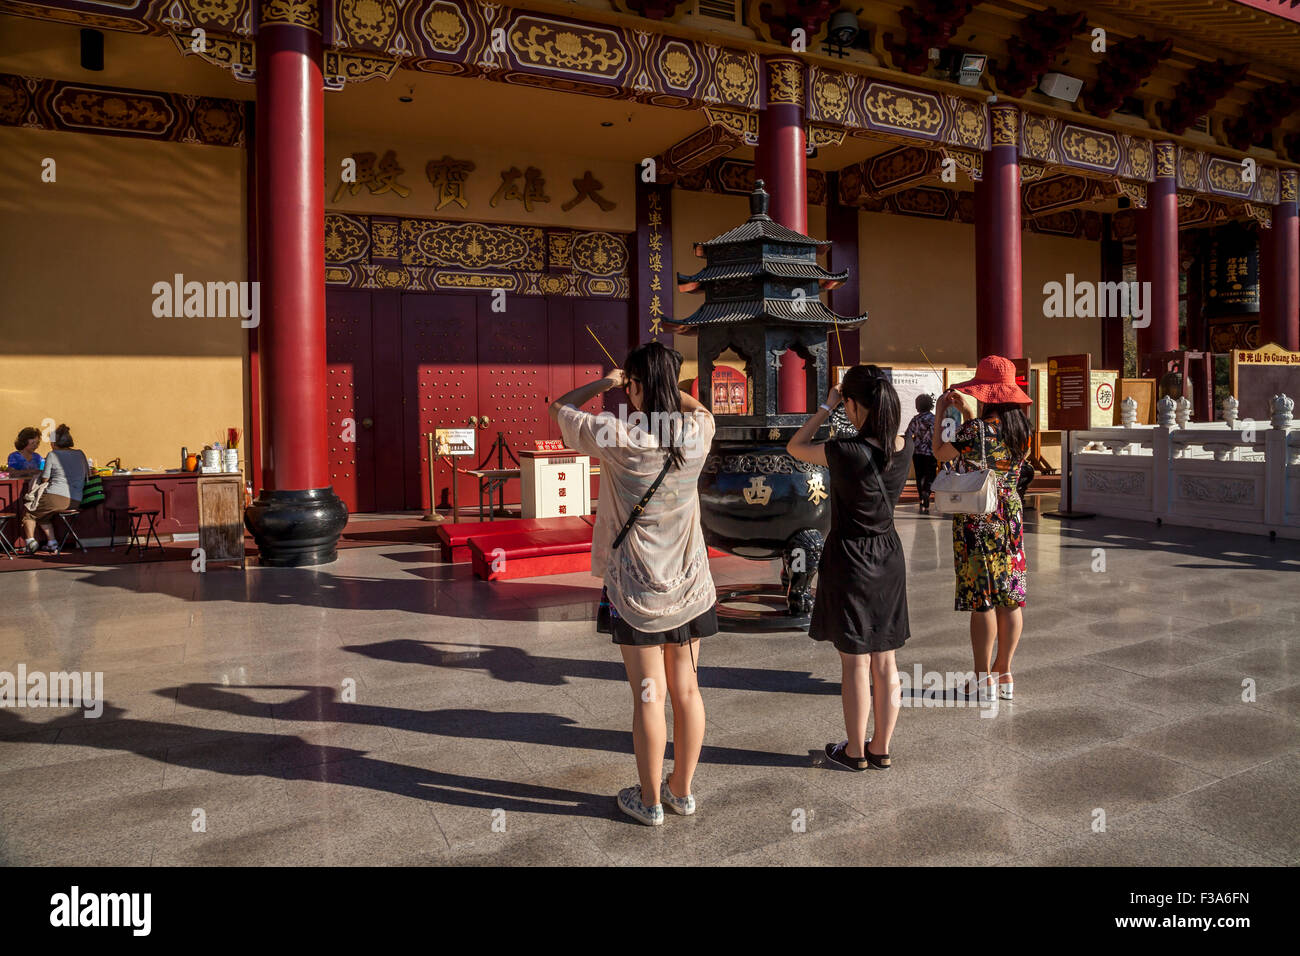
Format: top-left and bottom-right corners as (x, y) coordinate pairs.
(959, 674), (995, 702)
(997, 676), (1014, 700)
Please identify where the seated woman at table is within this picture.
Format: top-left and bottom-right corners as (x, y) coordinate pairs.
(21, 424), (89, 555)
(7, 427), (43, 474)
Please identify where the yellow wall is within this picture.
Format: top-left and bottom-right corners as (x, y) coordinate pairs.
(857, 211), (1102, 365)
(0, 127), (247, 471)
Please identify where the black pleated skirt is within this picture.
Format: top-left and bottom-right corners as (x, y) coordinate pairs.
(597, 585), (718, 646)
(809, 529), (910, 654)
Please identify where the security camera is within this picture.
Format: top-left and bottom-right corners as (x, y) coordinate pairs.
(828, 10), (860, 47)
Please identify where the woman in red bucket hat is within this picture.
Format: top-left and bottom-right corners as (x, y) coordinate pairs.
(934, 356), (1033, 704)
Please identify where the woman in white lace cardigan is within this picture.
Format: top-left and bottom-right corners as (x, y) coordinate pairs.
(549, 341), (717, 827)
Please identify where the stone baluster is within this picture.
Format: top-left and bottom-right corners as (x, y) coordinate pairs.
(1271, 393), (1294, 429)
(1175, 396), (1191, 429)
(1222, 395), (1239, 429)
(1157, 395), (1176, 429)
(1120, 396), (1137, 428)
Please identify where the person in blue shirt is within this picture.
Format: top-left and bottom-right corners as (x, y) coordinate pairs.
(7, 427), (43, 474)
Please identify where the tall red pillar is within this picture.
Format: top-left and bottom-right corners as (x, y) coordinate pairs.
(974, 104), (1023, 360)
(244, 0), (347, 566)
(1260, 170), (1300, 351)
(756, 55), (808, 412)
(1137, 142), (1181, 367)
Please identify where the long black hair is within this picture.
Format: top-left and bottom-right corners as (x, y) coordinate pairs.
(624, 340), (687, 469)
(840, 364), (900, 463)
(982, 402), (1031, 461)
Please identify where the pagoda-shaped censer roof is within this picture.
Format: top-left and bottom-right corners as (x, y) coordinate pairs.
(668, 180), (867, 331)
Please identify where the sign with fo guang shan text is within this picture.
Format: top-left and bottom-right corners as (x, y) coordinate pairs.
(1233, 344), (1300, 422)
(1048, 353), (1092, 431)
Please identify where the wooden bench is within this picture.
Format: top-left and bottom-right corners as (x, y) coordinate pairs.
(469, 525), (595, 581)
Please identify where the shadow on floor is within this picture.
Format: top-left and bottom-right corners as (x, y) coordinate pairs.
(338, 638), (839, 695)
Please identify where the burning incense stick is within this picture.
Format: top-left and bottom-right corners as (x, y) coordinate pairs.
(833, 322), (845, 366)
(918, 346), (943, 382)
(586, 325), (618, 368)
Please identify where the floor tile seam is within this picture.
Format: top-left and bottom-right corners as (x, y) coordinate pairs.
(1119, 789), (1296, 865)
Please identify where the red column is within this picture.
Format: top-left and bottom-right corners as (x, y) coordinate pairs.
(1260, 170), (1300, 350)
(974, 105), (1023, 360)
(1100, 215), (1126, 369)
(257, 4), (327, 489)
(756, 55), (807, 412)
(244, 0), (346, 566)
(1137, 142), (1180, 365)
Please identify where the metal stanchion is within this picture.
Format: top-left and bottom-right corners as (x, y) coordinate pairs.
(422, 432), (446, 523)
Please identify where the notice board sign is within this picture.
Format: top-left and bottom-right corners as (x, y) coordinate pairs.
(1118, 378), (1157, 425)
(1091, 370), (1118, 428)
(891, 367), (944, 436)
(1232, 345), (1300, 422)
(1048, 353), (1092, 430)
(434, 428), (476, 457)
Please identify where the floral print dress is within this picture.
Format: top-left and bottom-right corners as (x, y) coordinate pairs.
(948, 417), (1027, 611)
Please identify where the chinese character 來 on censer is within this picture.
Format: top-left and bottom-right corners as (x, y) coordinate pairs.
(561, 171), (616, 212)
(426, 155), (475, 211)
(491, 166), (550, 212)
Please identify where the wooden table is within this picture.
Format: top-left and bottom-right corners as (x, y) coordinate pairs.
(1, 471), (220, 546)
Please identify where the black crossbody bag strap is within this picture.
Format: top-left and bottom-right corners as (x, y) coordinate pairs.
(864, 443), (894, 522)
(612, 454), (675, 550)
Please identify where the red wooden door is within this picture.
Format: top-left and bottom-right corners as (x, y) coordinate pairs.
(403, 293), (479, 512)
(325, 288), (376, 513)
(475, 295), (550, 506)
(370, 291), (406, 510)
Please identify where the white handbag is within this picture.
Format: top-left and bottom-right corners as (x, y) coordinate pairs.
(933, 419), (999, 517)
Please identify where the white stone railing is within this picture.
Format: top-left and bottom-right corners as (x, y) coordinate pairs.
(1068, 394), (1299, 539)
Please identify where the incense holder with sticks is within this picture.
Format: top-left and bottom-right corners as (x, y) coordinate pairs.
(665, 182), (867, 630)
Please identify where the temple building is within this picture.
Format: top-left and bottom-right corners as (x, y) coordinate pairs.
(3, 0), (1300, 562)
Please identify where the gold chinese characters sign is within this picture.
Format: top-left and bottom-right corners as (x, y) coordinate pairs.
(326, 144), (628, 229)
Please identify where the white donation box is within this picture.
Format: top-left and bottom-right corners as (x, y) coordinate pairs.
(519, 448), (591, 519)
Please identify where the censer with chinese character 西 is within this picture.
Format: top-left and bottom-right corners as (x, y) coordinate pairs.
(664, 182), (867, 630)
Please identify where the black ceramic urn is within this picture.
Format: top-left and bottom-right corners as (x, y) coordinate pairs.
(666, 182), (866, 629)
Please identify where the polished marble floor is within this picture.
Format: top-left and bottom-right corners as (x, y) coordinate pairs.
(0, 510), (1296, 866)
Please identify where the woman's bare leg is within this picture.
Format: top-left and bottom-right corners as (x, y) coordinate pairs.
(663, 640), (704, 797)
(868, 650), (900, 754)
(839, 651), (871, 759)
(619, 644), (667, 805)
(968, 609), (996, 687)
(992, 606), (1023, 684)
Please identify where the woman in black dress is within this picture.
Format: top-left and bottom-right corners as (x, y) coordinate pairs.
(788, 366), (912, 771)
